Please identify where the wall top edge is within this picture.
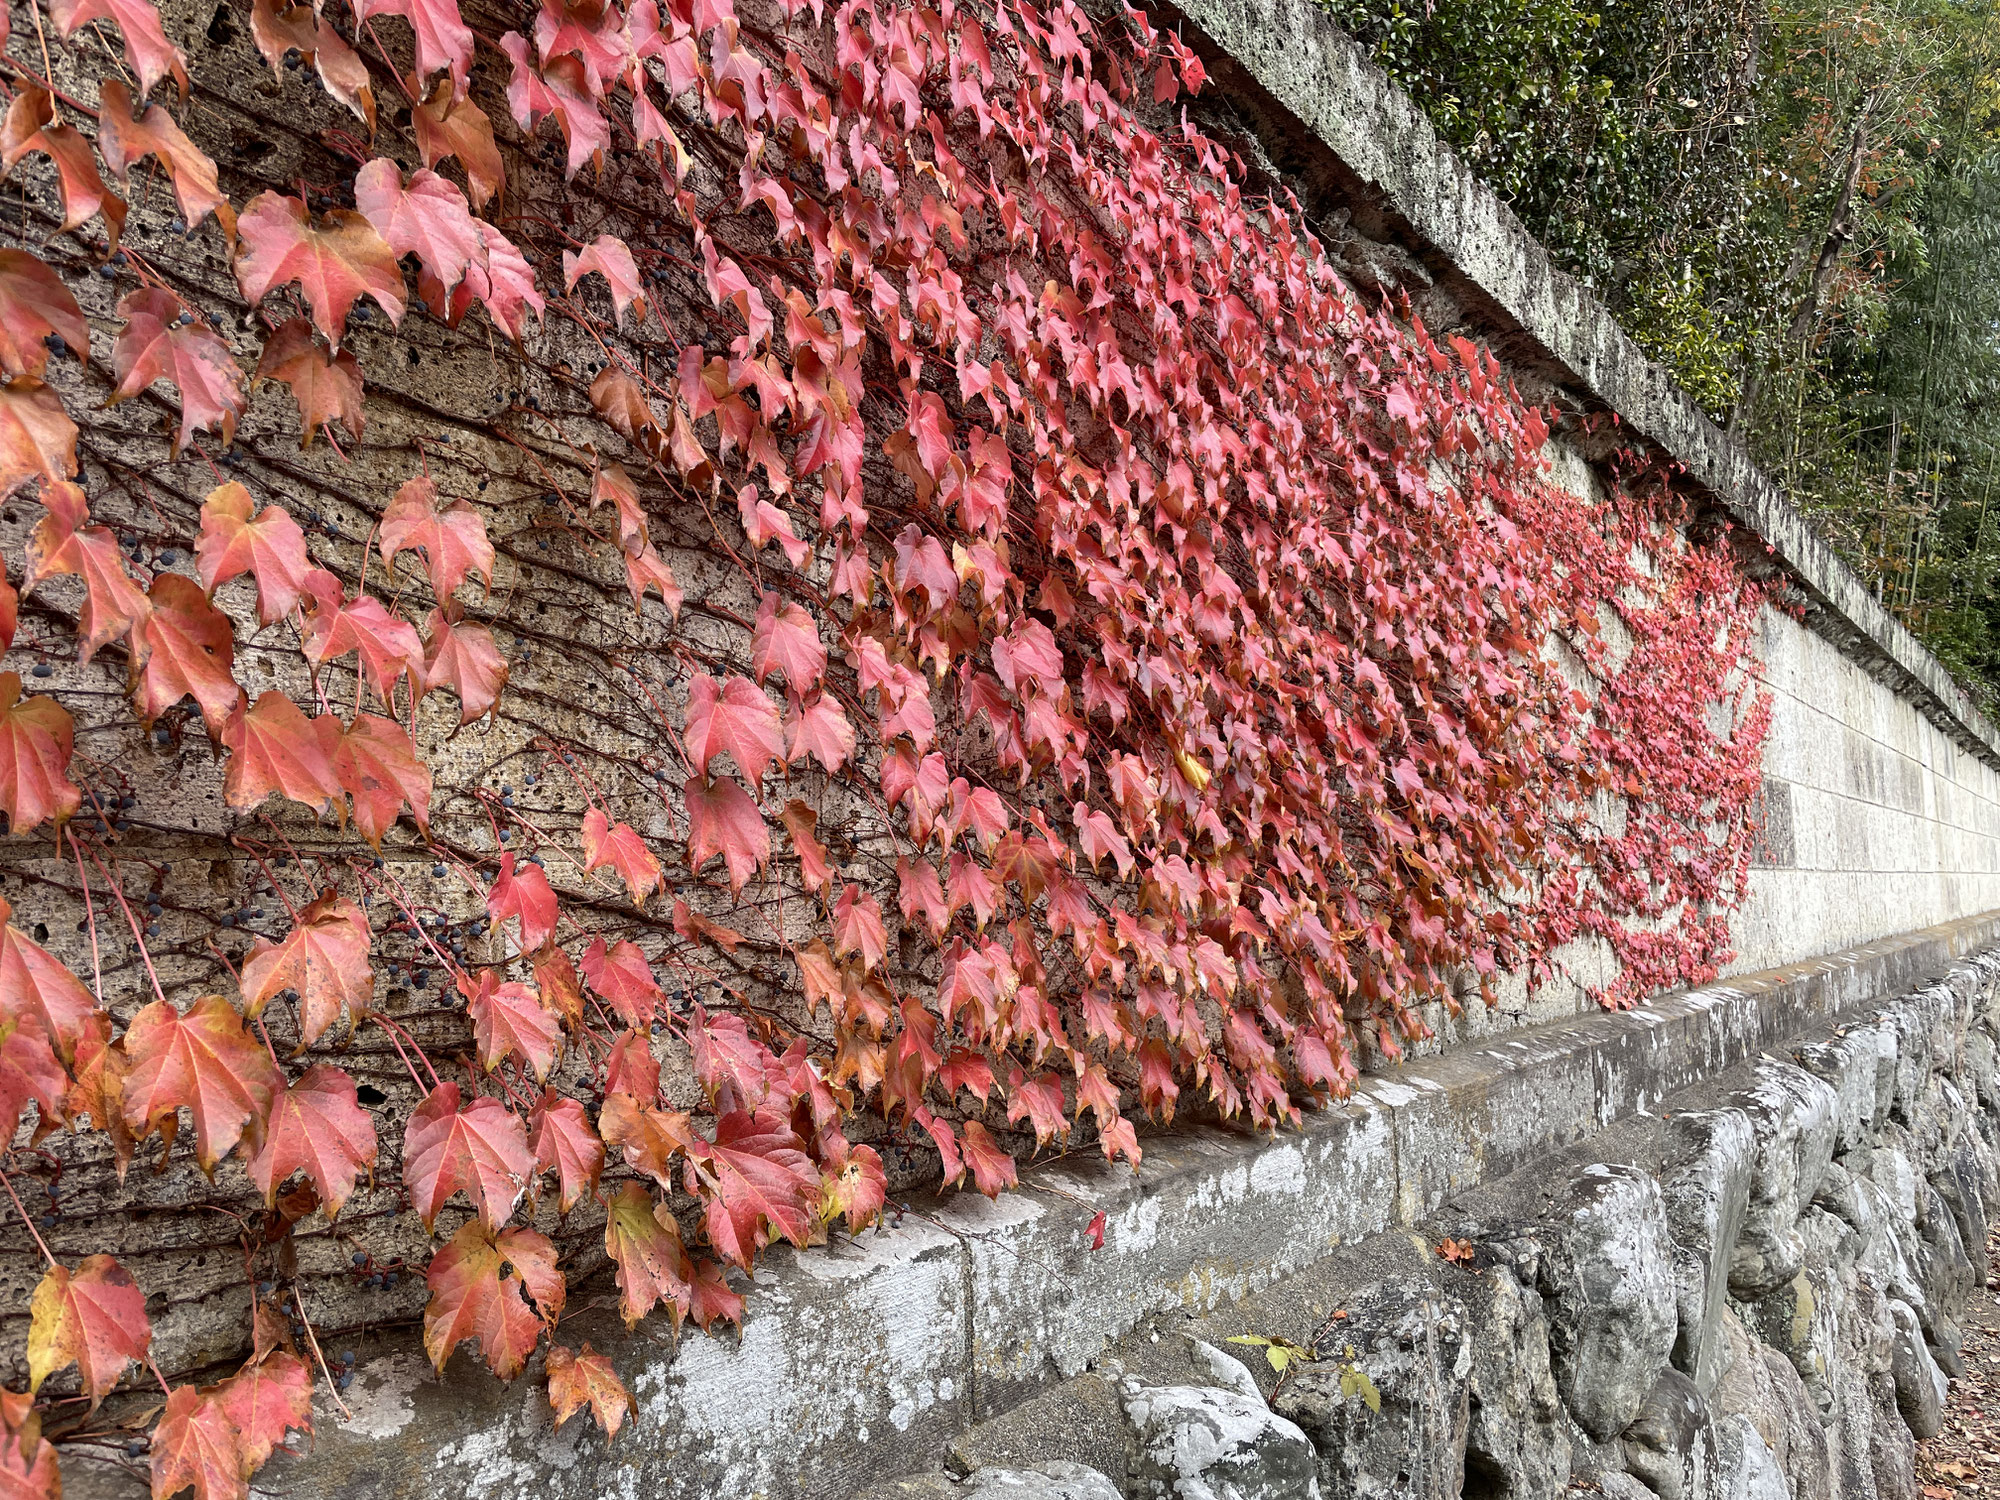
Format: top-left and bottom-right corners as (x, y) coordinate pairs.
(1142, 0), (2000, 771)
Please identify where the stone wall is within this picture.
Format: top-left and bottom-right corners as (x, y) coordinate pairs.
(55, 915), (1982, 1499)
(855, 938), (2000, 1500)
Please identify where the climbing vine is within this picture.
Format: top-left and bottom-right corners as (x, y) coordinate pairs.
(0, 0), (1770, 1489)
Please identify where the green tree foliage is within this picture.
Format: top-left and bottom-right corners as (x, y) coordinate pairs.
(1328, 0), (2000, 706)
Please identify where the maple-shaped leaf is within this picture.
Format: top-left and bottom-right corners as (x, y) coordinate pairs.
(0, 89), (126, 242)
(299, 570), (425, 698)
(684, 674), (784, 790)
(598, 1095), (701, 1197)
(587, 366), (662, 448)
(673, 898), (745, 955)
(418, 220), (543, 342)
(254, 318), (364, 448)
(462, 970), (562, 1081)
(95, 82), (230, 236)
(354, 0), (474, 99)
(831, 883), (888, 971)
(121, 994), (282, 1171)
(0, 1387), (60, 1500)
(685, 774), (769, 895)
(212, 1349), (312, 1470)
(246, 1064), (377, 1218)
(132, 573), (242, 730)
(402, 1081), (532, 1231)
(354, 159), (484, 293)
(751, 592), (826, 691)
(781, 801), (833, 895)
(332, 712), (432, 845)
(239, 892), (372, 1048)
(960, 1120), (1018, 1198)
(590, 461), (647, 551)
(195, 483), (311, 624)
(488, 852), (557, 953)
(0, 896), (95, 1062)
(48, 0), (188, 98)
(817, 1135), (887, 1234)
(581, 808), (662, 904)
(691, 1108), (819, 1272)
(690, 1258), (743, 1333)
(221, 691), (339, 814)
(601, 1180), (691, 1328)
(528, 1088), (601, 1212)
(23, 481), (149, 662)
(546, 1343), (631, 1438)
(27, 1254), (150, 1404)
(149, 1384), (243, 1500)
(736, 486), (811, 568)
(563, 235), (646, 327)
(61, 1013), (129, 1169)
(580, 936), (661, 1028)
(0, 251), (86, 378)
(379, 477), (492, 599)
(422, 1222), (561, 1379)
(421, 606), (508, 724)
(411, 78), (503, 210)
(249, 0), (376, 131)
(624, 540), (683, 615)
(235, 192), (404, 346)
(685, 1005), (782, 1112)
(0, 1018), (66, 1141)
(108, 287), (246, 454)
(786, 694), (856, 775)
(0, 673), (80, 835)
(0, 380), (77, 502)
(534, 943), (586, 1030)
(600, 1027), (660, 1102)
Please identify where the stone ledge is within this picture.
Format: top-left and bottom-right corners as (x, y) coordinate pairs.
(87, 911), (1996, 1500)
(1140, 0), (2000, 772)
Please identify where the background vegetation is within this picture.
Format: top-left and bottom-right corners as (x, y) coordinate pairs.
(1322, 0), (2000, 707)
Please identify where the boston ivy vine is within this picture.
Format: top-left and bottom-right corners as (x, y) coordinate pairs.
(0, 0), (1769, 1490)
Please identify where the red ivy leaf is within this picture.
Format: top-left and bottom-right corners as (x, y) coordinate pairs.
(246, 1064), (377, 1219)
(684, 773), (769, 894)
(401, 1081), (532, 1232)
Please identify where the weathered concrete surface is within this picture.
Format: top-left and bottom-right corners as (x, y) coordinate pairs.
(56, 913), (1999, 1499)
(862, 936), (2000, 1500)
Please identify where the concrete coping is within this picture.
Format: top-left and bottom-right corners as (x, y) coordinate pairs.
(218, 908), (2000, 1500)
(1140, 0), (2000, 772)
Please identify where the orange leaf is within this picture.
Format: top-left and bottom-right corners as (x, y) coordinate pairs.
(299, 569), (424, 699)
(580, 936), (661, 1028)
(461, 969), (562, 1081)
(107, 287), (245, 454)
(401, 1080), (531, 1231)
(234, 191), (404, 346)
(22, 481), (148, 661)
(27, 1254), (150, 1404)
(194, 482), (311, 625)
(221, 691), (339, 814)
(0, 895), (95, 1062)
(0, 251), (86, 379)
(411, 78), (503, 209)
(379, 476), (492, 599)
(246, 1064), (377, 1218)
(120, 995), (281, 1171)
(96, 81), (230, 237)
(239, 892), (372, 1047)
(148, 1384), (245, 1500)
(421, 1221), (561, 1379)
(132, 573), (242, 731)
(545, 1343), (631, 1438)
(421, 606), (508, 723)
(0, 673), (79, 835)
(254, 318), (364, 448)
(331, 711), (432, 845)
(212, 1350), (312, 1470)
(249, 0), (376, 132)
(581, 808), (662, 904)
(601, 1180), (691, 1329)
(684, 774), (769, 894)
(0, 89), (126, 242)
(48, 0), (188, 99)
